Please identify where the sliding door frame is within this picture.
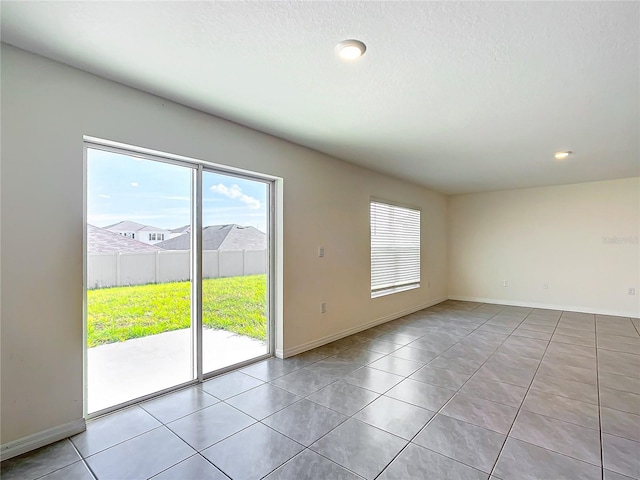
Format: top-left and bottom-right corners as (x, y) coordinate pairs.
(83, 138), (275, 418)
(200, 165), (275, 379)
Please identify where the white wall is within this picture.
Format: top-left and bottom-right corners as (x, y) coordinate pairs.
(0, 44), (448, 447)
(448, 178), (640, 317)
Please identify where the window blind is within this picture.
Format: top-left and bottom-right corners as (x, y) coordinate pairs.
(370, 200), (420, 297)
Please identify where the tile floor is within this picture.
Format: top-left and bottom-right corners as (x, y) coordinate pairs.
(2, 301), (639, 480)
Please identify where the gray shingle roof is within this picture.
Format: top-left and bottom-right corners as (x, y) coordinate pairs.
(155, 224), (266, 251)
(138, 225), (168, 232)
(88, 224), (164, 253)
(104, 220), (165, 232)
(218, 225), (267, 250)
(170, 225), (191, 234)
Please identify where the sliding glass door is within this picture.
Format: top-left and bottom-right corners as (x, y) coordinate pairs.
(85, 143), (272, 415)
(201, 169), (270, 374)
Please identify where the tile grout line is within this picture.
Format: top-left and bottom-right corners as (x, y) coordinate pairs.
(208, 359), (377, 479)
(630, 314), (640, 337)
(77, 421), (168, 460)
(68, 438), (98, 480)
(27, 439), (99, 480)
(266, 304), (509, 480)
(186, 305), (494, 478)
(139, 392), (219, 425)
(487, 308), (564, 479)
(79, 381), (273, 472)
(147, 453), (210, 480)
(268, 312), (476, 420)
(367, 303), (525, 479)
(431, 308), (554, 477)
(369, 314), (500, 478)
(295, 448), (366, 479)
(267, 339), (438, 479)
(595, 316), (605, 480)
(79, 384), (226, 461)
(13, 304), (632, 480)
(248, 343), (418, 480)
(124, 308), (559, 477)
(276, 312), (624, 479)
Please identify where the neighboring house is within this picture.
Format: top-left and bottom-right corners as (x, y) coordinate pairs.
(155, 224), (266, 251)
(87, 224), (164, 253)
(104, 220), (171, 245)
(169, 224), (190, 239)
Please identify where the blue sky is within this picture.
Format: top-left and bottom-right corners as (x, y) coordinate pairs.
(87, 148), (268, 232)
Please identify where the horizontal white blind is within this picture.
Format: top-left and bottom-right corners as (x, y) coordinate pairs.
(371, 200), (420, 296)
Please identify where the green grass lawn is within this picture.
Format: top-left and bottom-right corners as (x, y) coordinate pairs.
(87, 275), (267, 348)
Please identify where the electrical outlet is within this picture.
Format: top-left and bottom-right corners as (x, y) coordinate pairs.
(318, 247), (325, 258)
(321, 302), (326, 313)
(629, 288), (636, 296)
(502, 280), (508, 287)
(543, 283), (549, 289)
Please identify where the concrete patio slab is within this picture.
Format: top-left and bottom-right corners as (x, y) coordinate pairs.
(88, 328), (267, 412)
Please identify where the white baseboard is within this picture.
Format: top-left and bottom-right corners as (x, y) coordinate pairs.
(1, 418), (86, 461)
(448, 295), (639, 318)
(281, 297), (448, 358)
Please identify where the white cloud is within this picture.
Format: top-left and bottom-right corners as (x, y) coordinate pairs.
(98, 194), (111, 198)
(210, 183), (261, 209)
(130, 182), (139, 187)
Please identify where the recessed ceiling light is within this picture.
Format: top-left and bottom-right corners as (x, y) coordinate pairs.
(554, 151), (572, 160)
(336, 39), (366, 60)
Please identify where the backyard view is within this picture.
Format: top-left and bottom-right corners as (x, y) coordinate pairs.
(87, 275), (267, 347)
(86, 146), (270, 412)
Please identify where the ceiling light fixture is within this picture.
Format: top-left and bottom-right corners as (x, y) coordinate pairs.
(336, 39), (366, 60)
(554, 151), (572, 160)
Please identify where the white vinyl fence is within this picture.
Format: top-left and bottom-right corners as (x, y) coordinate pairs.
(87, 249), (267, 289)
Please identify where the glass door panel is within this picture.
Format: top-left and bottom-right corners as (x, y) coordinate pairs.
(201, 170), (270, 373)
(86, 147), (194, 413)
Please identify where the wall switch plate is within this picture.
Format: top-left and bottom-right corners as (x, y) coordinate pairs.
(502, 280), (508, 287)
(318, 247), (325, 258)
(321, 302), (326, 313)
(629, 288), (636, 296)
(543, 283), (549, 289)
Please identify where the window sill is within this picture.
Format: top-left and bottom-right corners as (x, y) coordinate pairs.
(371, 283), (420, 299)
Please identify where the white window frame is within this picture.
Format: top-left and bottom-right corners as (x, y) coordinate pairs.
(370, 198), (421, 298)
(83, 137), (282, 418)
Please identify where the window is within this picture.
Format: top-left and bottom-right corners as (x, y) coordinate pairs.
(370, 199), (420, 297)
(149, 233), (164, 241)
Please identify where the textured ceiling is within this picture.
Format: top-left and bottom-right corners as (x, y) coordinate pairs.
(1, 1), (638, 194)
